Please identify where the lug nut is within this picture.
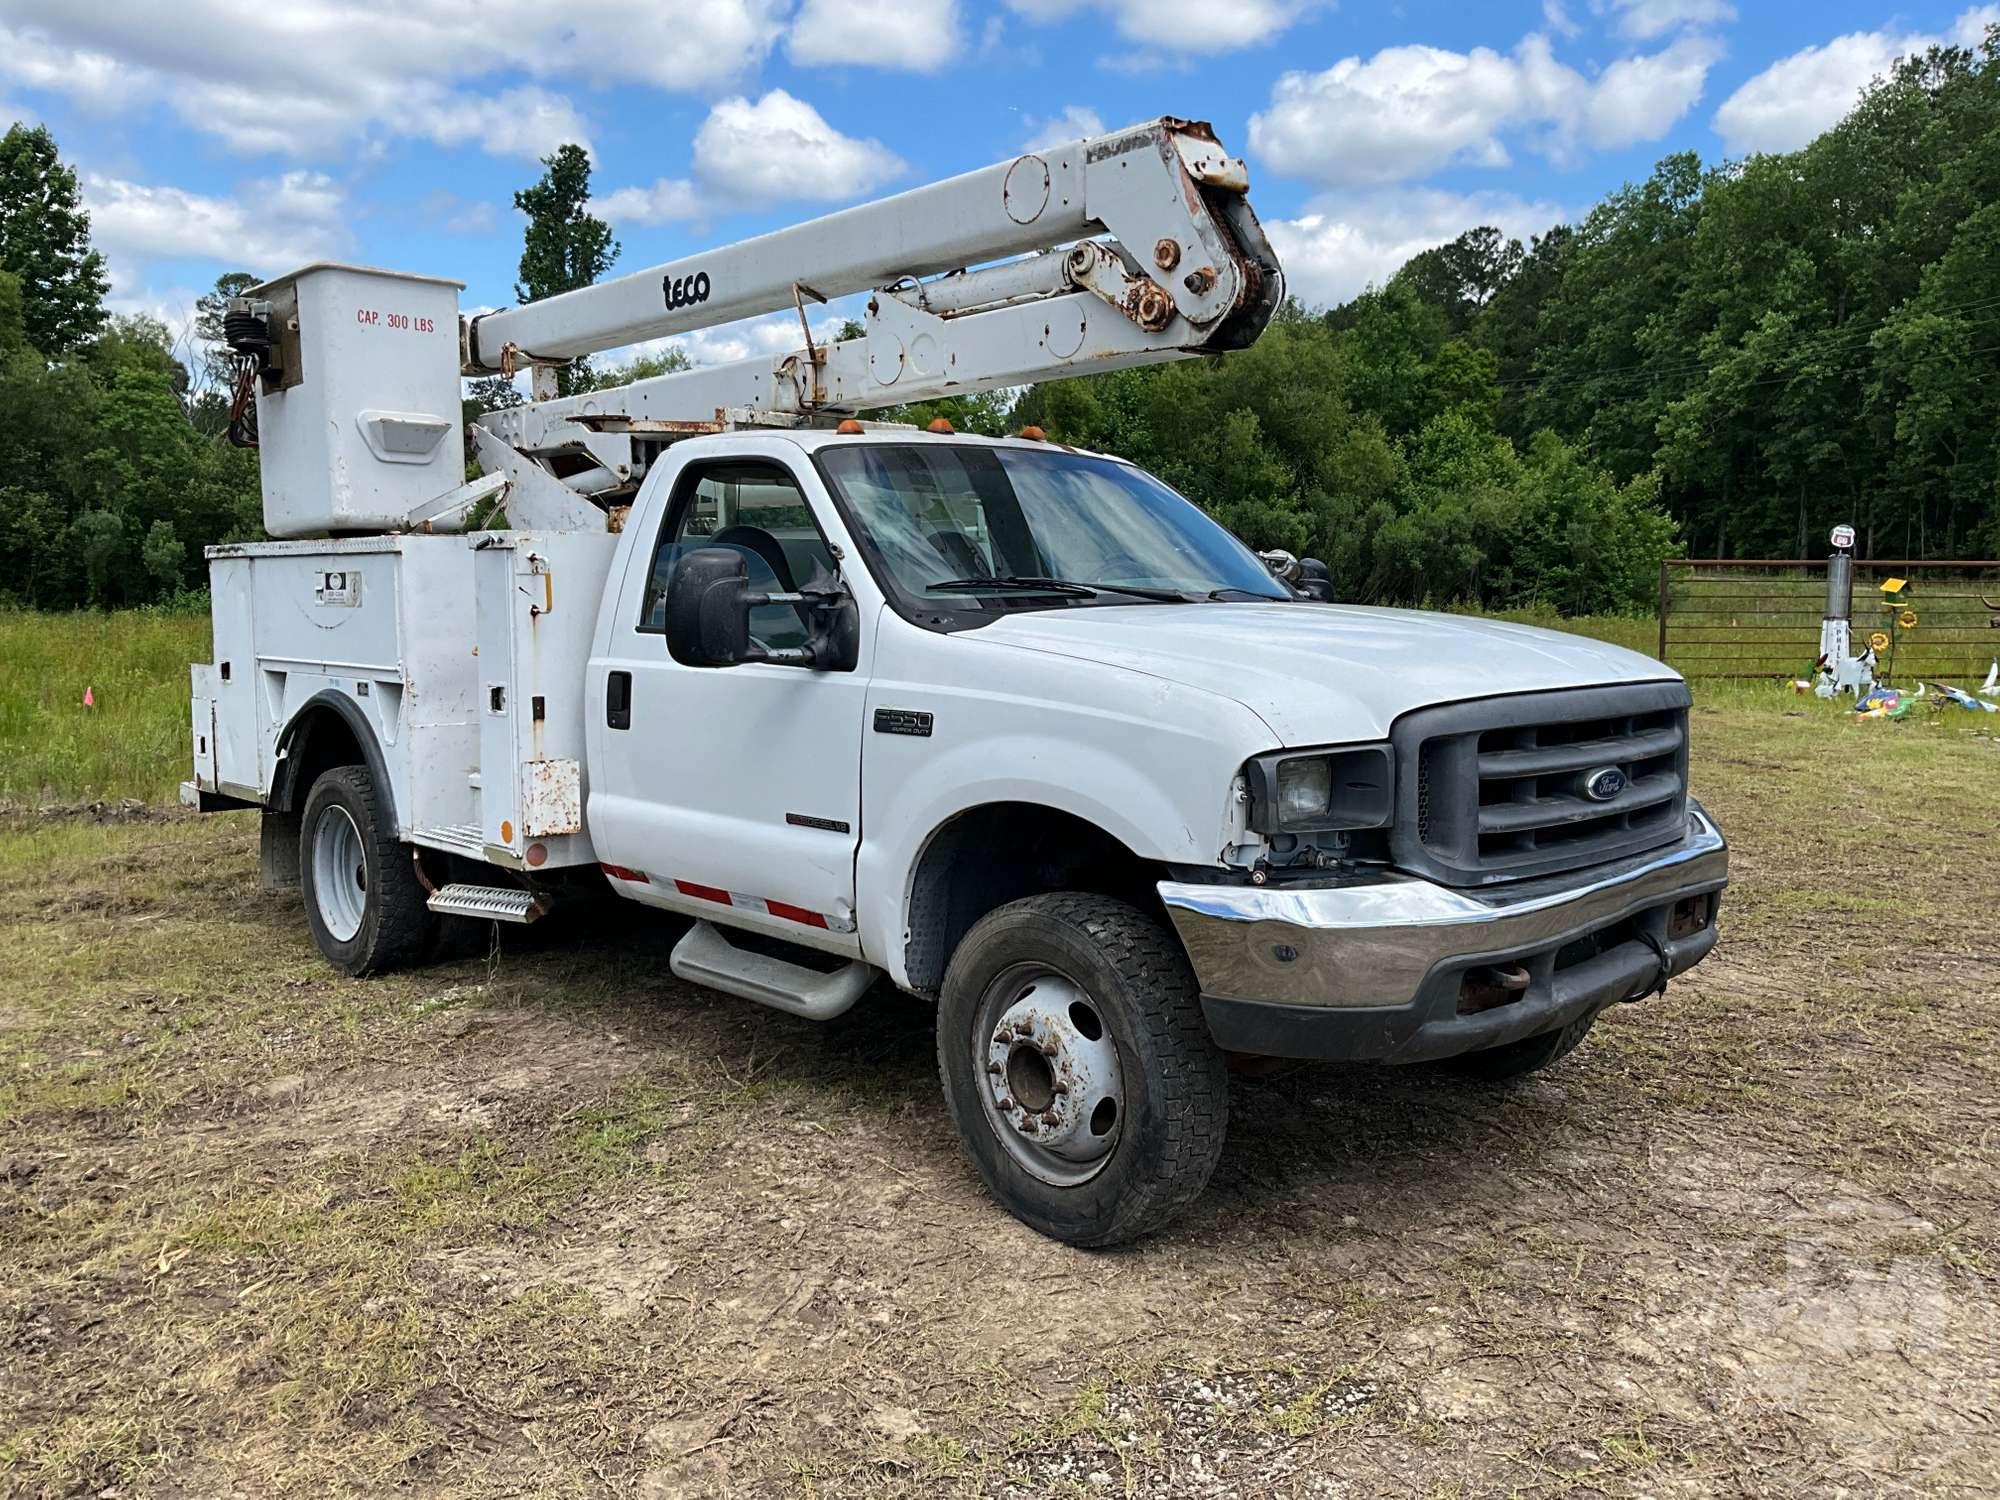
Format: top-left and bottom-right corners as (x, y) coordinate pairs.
(1153, 237), (1181, 271)
(1184, 266), (1216, 294)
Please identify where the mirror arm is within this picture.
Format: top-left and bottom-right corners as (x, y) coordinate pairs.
(724, 582), (853, 670)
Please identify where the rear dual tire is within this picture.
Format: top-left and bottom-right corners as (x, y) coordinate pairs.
(299, 765), (436, 977)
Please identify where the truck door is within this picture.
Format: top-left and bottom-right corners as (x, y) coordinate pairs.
(588, 451), (869, 952)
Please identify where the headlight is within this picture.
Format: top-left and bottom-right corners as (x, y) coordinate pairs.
(1275, 757), (1333, 821)
(1245, 745), (1393, 834)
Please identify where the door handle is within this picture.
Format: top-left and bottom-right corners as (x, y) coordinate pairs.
(607, 670), (632, 730)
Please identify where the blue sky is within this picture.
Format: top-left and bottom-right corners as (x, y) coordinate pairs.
(3, 0), (1995, 366)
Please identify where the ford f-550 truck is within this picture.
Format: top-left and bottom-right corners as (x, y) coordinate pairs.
(187, 119), (1727, 1245)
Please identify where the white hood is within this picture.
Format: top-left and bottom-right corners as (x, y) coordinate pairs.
(978, 603), (1678, 746)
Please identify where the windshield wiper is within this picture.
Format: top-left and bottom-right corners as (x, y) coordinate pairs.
(1205, 587), (1291, 601)
(925, 575), (1190, 602)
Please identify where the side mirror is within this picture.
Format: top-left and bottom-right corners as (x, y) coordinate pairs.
(1297, 557), (1335, 603)
(664, 548), (757, 667)
(663, 547), (861, 671)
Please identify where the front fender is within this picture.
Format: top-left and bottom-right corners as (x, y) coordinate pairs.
(853, 628), (1277, 984)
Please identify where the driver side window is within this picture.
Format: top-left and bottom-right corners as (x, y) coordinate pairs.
(638, 461), (835, 651)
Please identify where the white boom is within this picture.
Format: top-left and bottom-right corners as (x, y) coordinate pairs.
(468, 117), (1279, 527)
(230, 117), (1280, 537)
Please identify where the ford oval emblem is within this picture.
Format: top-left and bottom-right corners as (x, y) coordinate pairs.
(1582, 766), (1627, 802)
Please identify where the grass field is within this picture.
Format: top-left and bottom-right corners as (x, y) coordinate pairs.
(3, 607), (1998, 1496)
(0, 610), (212, 807)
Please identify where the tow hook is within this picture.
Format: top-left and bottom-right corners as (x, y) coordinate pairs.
(1458, 962), (1530, 1015)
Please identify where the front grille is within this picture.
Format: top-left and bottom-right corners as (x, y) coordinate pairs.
(1390, 682), (1691, 887)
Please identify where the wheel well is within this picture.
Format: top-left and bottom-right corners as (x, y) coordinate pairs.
(903, 803), (1166, 996)
(272, 694), (395, 830)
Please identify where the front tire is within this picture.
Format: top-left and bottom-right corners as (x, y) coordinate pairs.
(937, 893), (1228, 1247)
(300, 765), (434, 977)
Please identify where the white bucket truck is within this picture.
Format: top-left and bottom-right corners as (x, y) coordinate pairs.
(187, 120), (1727, 1244)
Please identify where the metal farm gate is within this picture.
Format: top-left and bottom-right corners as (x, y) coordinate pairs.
(1658, 559), (2000, 681)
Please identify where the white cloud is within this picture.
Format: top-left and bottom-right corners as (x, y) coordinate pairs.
(1712, 7), (1996, 156)
(83, 171), (348, 278)
(404, 86), (592, 161)
(1022, 105), (1106, 152)
(1598, 0), (1735, 42)
(1586, 36), (1721, 149)
(0, 22), (138, 106)
(692, 91), (904, 203)
(1248, 32), (1718, 187)
(1956, 4), (2000, 45)
(595, 90), (906, 226)
(593, 177), (706, 227)
(1003, 0), (1314, 52)
(1543, 0), (1582, 41)
(0, 1), (790, 158)
(1265, 189), (1566, 309)
(790, 0), (962, 70)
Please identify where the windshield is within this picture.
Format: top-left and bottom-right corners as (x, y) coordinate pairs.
(815, 443), (1290, 614)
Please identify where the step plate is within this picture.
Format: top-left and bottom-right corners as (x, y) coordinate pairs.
(427, 883), (542, 923)
(669, 920), (876, 1020)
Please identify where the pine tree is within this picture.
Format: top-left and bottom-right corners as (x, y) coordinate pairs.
(0, 124), (109, 356)
(512, 144), (618, 397)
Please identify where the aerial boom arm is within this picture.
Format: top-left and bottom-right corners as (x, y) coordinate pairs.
(466, 118), (1271, 372)
(465, 118), (1280, 528)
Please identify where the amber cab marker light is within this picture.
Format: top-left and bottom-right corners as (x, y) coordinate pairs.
(926, 417), (955, 434)
(835, 418), (864, 434)
(1016, 425), (1046, 441)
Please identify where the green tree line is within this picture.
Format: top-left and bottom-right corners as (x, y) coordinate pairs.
(5, 26), (1997, 612)
(1005, 28), (2000, 610)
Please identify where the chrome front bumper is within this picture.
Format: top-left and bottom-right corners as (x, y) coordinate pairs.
(1158, 805), (1728, 1062)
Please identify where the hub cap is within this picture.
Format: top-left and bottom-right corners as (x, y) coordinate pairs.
(310, 805), (368, 942)
(975, 966), (1123, 1187)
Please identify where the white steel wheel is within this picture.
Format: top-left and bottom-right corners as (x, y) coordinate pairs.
(309, 803), (368, 942)
(936, 892), (1229, 1247)
(298, 765), (435, 977)
(975, 966), (1125, 1188)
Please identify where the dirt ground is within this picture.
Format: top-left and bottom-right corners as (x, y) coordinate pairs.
(4, 697), (1998, 1497)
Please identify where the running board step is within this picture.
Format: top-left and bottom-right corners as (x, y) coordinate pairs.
(427, 883), (543, 923)
(669, 920), (876, 1021)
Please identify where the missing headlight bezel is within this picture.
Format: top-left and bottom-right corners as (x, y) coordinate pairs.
(1243, 744), (1395, 834)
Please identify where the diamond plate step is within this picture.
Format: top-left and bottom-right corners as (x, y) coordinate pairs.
(427, 883), (542, 923)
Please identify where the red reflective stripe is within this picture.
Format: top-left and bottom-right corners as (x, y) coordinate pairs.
(765, 899), (828, 929)
(599, 863), (649, 884)
(674, 880), (733, 906)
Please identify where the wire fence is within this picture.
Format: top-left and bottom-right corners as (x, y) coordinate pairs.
(1658, 559), (2000, 682)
